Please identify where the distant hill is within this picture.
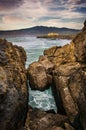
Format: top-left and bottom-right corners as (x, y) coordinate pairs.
(0, 26), (81, 37)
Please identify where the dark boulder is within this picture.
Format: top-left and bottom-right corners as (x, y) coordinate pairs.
(29, 107), (68, 130)
(27, 57), (54, 91)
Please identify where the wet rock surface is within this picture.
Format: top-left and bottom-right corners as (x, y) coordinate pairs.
(0, 39), (28, 130)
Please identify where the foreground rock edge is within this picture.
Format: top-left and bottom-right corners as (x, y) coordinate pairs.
(0, 39), (28, 130)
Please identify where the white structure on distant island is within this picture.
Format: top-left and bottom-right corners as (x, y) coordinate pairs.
(47, 33), (59, 37)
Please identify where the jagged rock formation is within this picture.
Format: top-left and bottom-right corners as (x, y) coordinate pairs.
(23, 106), (75, 130)
(27, 21), (86, 130)
(73, 20), (86, 62)
(43, 21), (86, 129)
(0, 39), (28, 130)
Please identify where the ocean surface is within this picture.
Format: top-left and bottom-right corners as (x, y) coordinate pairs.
(7, 36), (71, 112)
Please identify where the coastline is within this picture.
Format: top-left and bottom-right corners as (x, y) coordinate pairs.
(0, 21), (86, 130)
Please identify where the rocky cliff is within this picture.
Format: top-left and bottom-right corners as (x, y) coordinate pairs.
(0, 20), (85, 130)
(0, 39), (28, 130)
(27, 21), (86, 130)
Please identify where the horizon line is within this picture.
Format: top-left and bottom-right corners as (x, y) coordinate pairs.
(0, 25), (81, 31)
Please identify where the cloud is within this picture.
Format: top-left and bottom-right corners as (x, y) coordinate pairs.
(64, 0), (86, 10)
(0, 0), (24, 10)
(35, 18), (83, 29)
(2, 15), (29, 24)
(0, 15), (35, 30)
(0, 0), (86, 30)
(67, 0), (86, 4)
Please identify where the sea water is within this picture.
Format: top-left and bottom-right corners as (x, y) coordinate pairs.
(7, 36), (71, 112)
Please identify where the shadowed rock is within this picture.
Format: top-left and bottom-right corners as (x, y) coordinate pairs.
(73, 20), (86, 63)
(0, 39), (28, 130)
(29, 107), (68, 130)
(64, 123), (75, 130)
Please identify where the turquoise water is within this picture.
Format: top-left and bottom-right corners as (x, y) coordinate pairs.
(7, 36), (71, 112)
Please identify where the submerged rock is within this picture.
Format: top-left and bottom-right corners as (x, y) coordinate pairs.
(0, 39), (28, 130)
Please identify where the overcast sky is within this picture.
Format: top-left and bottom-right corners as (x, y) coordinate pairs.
(0, 0), (86, 30)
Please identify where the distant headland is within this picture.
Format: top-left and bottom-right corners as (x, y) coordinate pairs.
(0, 26), (80, 38)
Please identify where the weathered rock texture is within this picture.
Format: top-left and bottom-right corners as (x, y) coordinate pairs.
(0, 39), (28, 130)
(44, 21), (86, 130)
(24, 107), (75, 130)
(73, 20), (86, 62)
(29, 107), (69, 130)
(27, 21), (86, 130)
(27, 56), (54, 91)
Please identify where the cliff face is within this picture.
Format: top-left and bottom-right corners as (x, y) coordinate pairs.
(27, 21), (86, 130)
(43, 21), (86, 130)
(0, 39), (28, 130)
(73, 20), (86, 62)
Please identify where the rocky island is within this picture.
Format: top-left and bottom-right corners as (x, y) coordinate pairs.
(0, 21), (86, 130)
(37, 32), (75, 39)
